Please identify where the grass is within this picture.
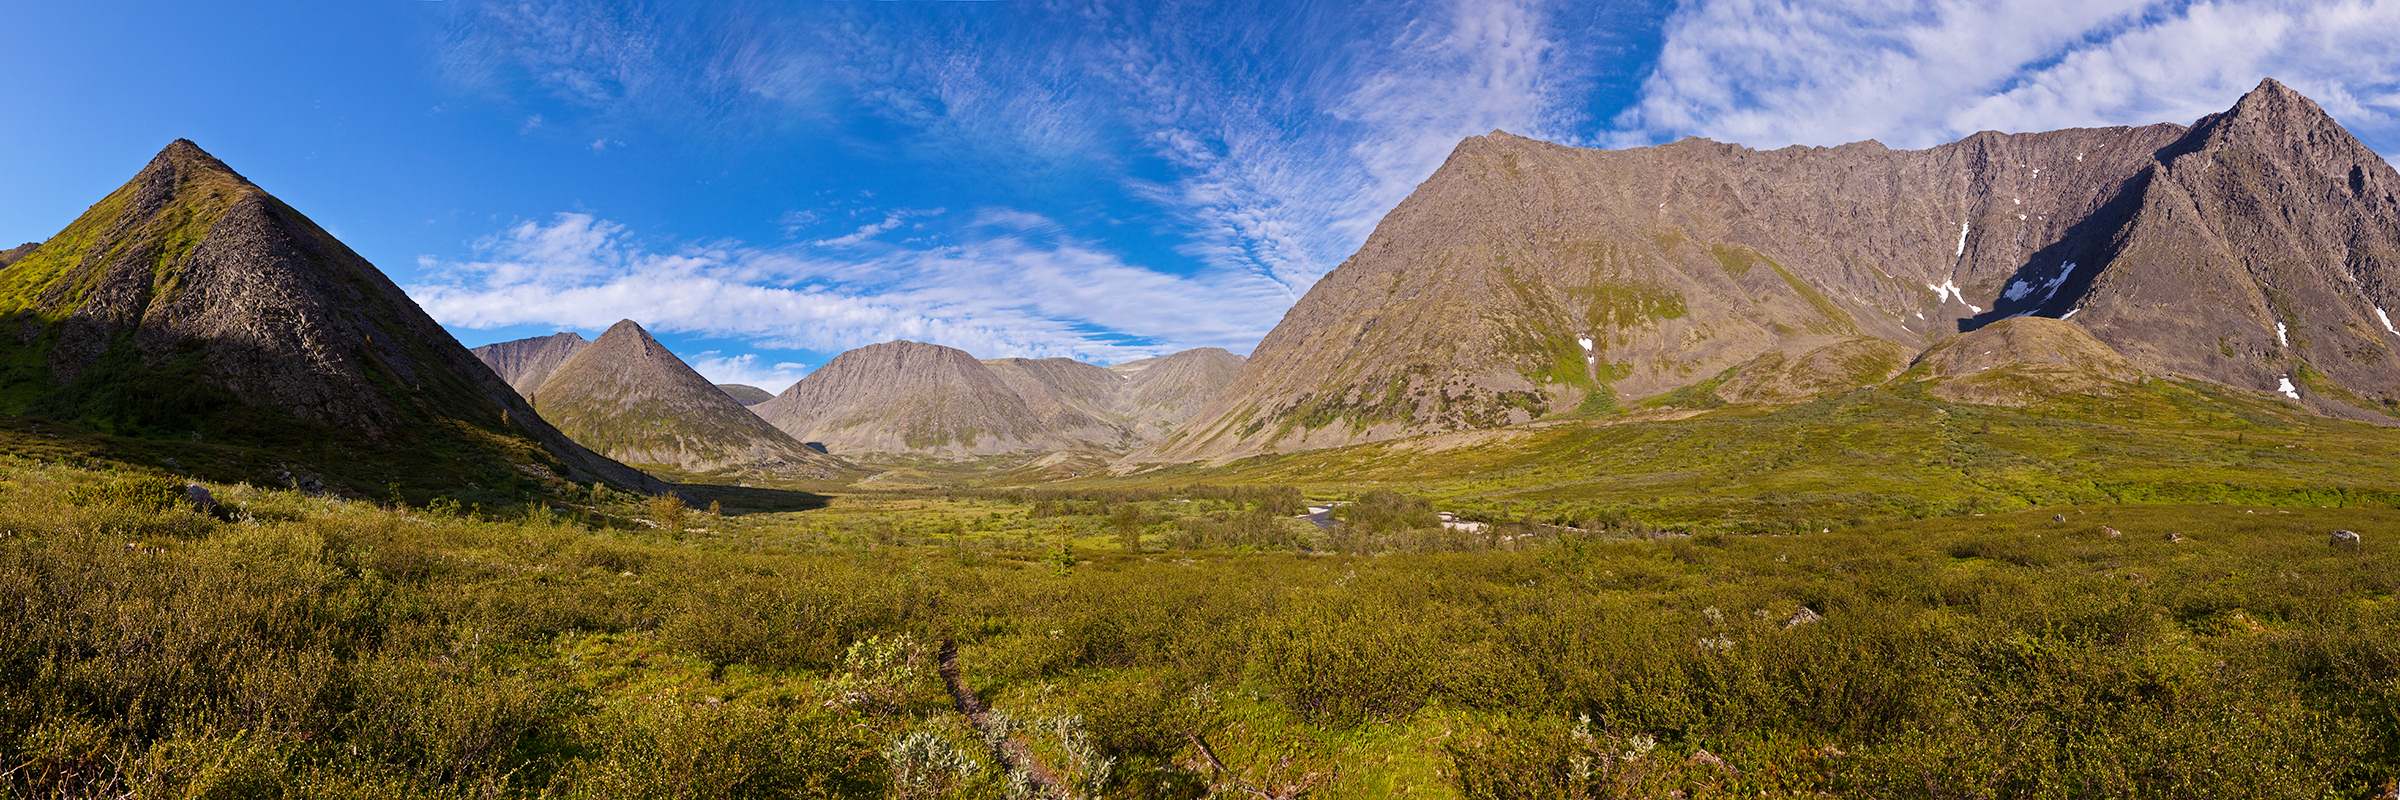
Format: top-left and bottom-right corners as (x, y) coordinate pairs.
(1, 451), (2397, 797)
(7, 349), (2400, 795)
(1086, 379), (2400, 534)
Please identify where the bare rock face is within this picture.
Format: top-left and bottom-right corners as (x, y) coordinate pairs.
(1145, 79), (2400, 461)
(0, 242), (36, 267)
(472, 332), (587, 397)
(0, 140), (666, 498)
(716, 384), (774, 405)
(532, 320), (842, 477)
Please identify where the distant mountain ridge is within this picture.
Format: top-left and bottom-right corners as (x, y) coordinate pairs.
(753, 341), (1244, 457)
(0, 140), (665, 499)
(530, 320), (842, 477)
(1143, 79), (2400, 461)
(473, 332), (587, 398)
(717, 384), (774, 405)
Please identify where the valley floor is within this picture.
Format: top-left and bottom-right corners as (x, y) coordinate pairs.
(2, 449), (2397, 798)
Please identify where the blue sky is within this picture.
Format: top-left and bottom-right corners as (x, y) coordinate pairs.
(4, 0), (2397, 391)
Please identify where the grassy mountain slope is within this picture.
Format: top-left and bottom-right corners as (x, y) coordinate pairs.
(1104, 376), (2400, 533)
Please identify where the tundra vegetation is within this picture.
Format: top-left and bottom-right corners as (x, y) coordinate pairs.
(3, 438), (2398, 798)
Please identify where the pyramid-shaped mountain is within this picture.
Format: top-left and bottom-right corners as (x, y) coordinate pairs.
(473, 331), (587, 397)
(0, 140), (665, 500)
(530, 320), (844, 477)
(1145, 79), (2400, 460)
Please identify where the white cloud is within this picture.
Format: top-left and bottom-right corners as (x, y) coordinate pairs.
(966, 207), (1060, 233)
(409, 212), (1291, 363)
(442, 1), (1623, 298)
(1096, 0), (1604, 293)
(685, 351), (810, 392)
(777, 209), (821, 237)
(810, 208), (941, 248)
(1616, 0), (2400, 150)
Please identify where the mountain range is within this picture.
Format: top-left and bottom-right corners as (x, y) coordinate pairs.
(521, 320), (844, 477)
(750, 341), (1244, 458)
(5, 78), (2390, 483)
(0, 141), (665, 500)
(1142, 79), (2400, 461)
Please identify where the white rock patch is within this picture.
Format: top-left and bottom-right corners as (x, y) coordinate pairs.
(2278, 376), (2302, 400)
(2276, 321), (2289, 347)
(2378, 307), (2398, 336)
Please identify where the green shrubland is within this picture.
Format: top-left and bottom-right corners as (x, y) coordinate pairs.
(2, 449), (2397, 797)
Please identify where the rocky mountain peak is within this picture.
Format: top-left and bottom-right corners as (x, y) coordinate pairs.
(2174, 77), (2368, 164)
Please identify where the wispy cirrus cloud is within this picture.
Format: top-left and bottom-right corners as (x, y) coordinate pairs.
(435, 0), (1642, 298)
(1615, 0), (2400, 150)
(811, 208), (942, 248)
(1094, 0), (1618, 292)
(409, 212), (1291, 363)
(414, 0), (1649, 368)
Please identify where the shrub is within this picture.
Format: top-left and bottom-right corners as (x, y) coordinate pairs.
(647, 494), (689, 533)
